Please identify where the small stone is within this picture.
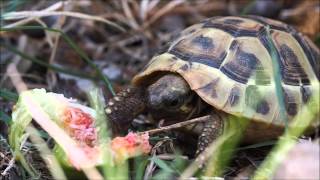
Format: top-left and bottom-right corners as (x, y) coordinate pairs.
(102, 64), (122, 81)
(114, 96), (121, 101)
(200, 155), (205, 161)
(106, 108), (112, 114)
(126, 88), (131, 93)
(108, 101), (114, 106)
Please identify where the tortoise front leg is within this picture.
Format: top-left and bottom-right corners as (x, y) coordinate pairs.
(106, 86), (147, 135)
(196, 113), (224, 155)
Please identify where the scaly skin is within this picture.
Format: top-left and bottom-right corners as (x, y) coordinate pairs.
(106, 86), (146, 135)
(196, 114), (224, 155)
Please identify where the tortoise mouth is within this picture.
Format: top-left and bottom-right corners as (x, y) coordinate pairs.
(148, 92), (201, 123)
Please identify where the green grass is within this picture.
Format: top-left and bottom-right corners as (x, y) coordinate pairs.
(0, 110), (11, 124)
(0, 89), (19, 102)
(315, 33), (320, 47)
(0, 0), (26, 14)
(0, 89), (18, 124)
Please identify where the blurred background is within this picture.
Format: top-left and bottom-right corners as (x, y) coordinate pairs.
(1, 0), (319, 99)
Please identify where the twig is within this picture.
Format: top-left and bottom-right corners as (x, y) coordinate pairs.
(122, 0), (139, 30)
(142, 0), (185, 29)
(168, 1), (227, 15)
(1, 158), (15, 176)
(5, 36), (28, 92)
(1, 1), (68, 28)
(34, 18), (54, 47)
(3, 10), (125, 32)
(46, 12), (67, 89)
(156, 154), (189, 160)
(140, 115), (210, 135)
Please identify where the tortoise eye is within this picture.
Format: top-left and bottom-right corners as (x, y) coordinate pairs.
(164, 98), (183, 108)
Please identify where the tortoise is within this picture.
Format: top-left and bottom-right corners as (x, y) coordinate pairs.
(106, 16), (320, 154)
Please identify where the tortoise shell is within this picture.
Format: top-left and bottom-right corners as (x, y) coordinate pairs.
(132, 16), (320, 127)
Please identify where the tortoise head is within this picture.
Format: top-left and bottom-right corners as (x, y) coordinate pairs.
(106, 73), (197, 135)
(147, 73), (196, 121)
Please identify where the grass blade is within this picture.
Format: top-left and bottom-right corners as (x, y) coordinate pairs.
(253, 91), (319, 179)
(1, 43), (97, 80)
(0, 89), (18, 102)
(0, 110), (11, 124)
(151, 156), (175, 173)
(1, 26), (116, 95)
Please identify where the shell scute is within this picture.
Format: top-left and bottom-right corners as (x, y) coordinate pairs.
(271, 30), (315, 86)
(221, 37), (273, 85)
(203, 16), (264, 37)
(220, 41), (260, 84)
(169, 28), (233, 68)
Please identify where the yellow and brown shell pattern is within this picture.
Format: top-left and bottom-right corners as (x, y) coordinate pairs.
(133, 16), (320, 126)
